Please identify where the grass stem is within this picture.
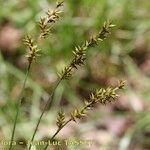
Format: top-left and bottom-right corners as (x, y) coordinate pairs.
(9, 63), (31, 150)
(28, 78), (62, 150)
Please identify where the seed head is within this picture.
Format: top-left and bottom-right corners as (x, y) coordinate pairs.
(56, 109), (65, 128)
(38, 0), (64, 39)
(70, 80), (126, 122)
(60, 20), (115, 80)
(23, 35), (41, 63)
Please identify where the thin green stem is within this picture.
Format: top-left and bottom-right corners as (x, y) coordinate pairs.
(9, 63), (31, 150)
(28, 78), (62, 150)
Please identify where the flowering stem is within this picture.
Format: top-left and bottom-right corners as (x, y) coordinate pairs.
(9, 63), (32, 150)
(28, 78), (63, 150)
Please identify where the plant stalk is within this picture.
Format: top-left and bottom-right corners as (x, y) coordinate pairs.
(9, 63), (31, 150)
(28, 78), (63, 150)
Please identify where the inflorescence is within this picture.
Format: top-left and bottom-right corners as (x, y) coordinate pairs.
(38, 0), (64, 39)
(24, 1), (64, 64)
(54, 80), (126, 131)
(23, 35), (41, 64)
(60, 20), (115, 80)
(49, 80), (126, 148)
(70, 80), (126, 122)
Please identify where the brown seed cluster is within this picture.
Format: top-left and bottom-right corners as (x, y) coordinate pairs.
(70, 80), (126, 122)
(38, 0), (64, 39)
(56, 80), (126, 123)
(60, 20), (115, 79)
(56, 109), (65, 128)
(57, 80), (126, 123)
(23, 35), (41, 63)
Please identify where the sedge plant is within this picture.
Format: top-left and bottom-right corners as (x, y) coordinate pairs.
(8, 0), (126, 150)
(28, 13), (116, 150)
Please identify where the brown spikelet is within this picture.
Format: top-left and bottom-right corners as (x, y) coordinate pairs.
(70, 80), (126, 122)
(38, 0), (64, 39)
(56, 109), (65, 128)
(23, 35), (41, 63)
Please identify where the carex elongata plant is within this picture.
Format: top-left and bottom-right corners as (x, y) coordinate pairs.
(9, 0), (118, 150)
(28, 12), (115, 150)
(28, 19), (115, 150)
(43, 80), (126, 150)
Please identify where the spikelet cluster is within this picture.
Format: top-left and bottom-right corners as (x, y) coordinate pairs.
(23, 35), (41, 63)
(71, 108), (87, 122)
(70, 80), (126, 122)
(38, 0), (64, 39)
(60, 20), (115, 79)
(56, 109), (65, 128)
(24, 1), (64, 63)
(56, 80), (125, 124)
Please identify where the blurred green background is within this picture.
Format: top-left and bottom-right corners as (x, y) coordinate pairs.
(0, 0), (150, 150)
